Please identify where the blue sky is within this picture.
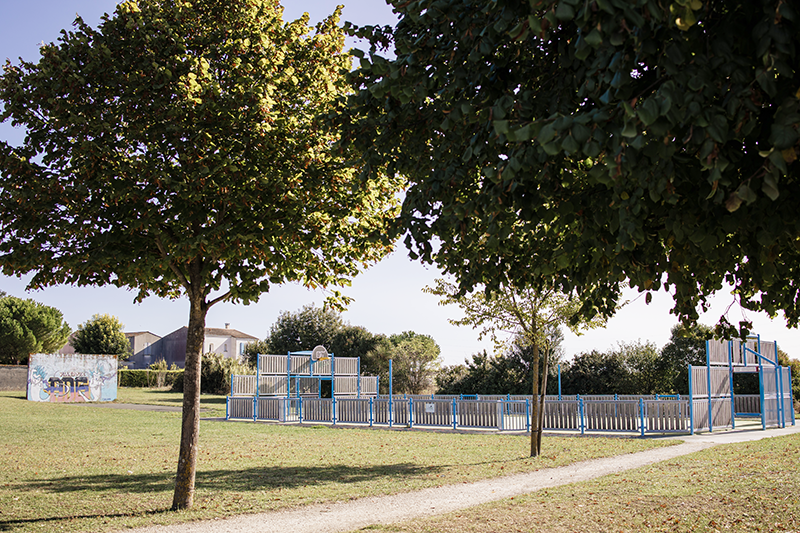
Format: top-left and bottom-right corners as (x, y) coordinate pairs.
(1, 1), (799, 365)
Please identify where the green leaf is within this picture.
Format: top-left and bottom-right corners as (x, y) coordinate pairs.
(621, 121), (637, 138)
(585, 28), (603, 48)
(555, 3), (576, 20)
(493, 120), (510, 136)
(636, 99), (660, 126)
(762, 174), (780, 200)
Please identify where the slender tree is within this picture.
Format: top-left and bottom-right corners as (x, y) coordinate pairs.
(424, 279), (603, 456)
(0, 0), (399, 510)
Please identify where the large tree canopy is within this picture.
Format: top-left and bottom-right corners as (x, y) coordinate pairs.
(343, 0), (800, 337)
(0, 295), (71, 364)
(71, 313), (132, 357)
(0, 0), (399, 510)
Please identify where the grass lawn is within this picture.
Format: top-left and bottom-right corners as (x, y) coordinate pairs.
(362, 433), (800, 533)
(0, 390), (673, 533)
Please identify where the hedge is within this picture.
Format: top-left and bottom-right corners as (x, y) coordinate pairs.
(117, 369), (183, 388)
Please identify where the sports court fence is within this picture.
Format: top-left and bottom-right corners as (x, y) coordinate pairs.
(226, 394), (713, 435)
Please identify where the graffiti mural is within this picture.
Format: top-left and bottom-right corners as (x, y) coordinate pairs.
(27, 353), (118, 402)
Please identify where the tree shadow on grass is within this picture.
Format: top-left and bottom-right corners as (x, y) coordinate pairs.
(12, 462), (444, 495)
(0, 508), (170, 532)
(3, 463), (443, 530)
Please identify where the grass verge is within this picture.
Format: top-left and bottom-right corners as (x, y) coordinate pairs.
(0, 390), (673, 533)
(361, 433), (800, 532)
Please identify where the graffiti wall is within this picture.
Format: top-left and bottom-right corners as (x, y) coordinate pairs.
(27, 353), (118, 403)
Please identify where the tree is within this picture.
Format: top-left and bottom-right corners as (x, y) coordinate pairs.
(0, 0), (399, 510)
(657, 323), (713, 394)
(0, 296), (71, 364)
(436, 332), (564, 396)
(71, 313), (132, 357)
(249, 304), (383, 368)
(560, 350), (627, 395)
(424, 279), (602, 456)
(388, 331), (441, 394)
(260, 304), (346, 360)
(343, 0), (800, 339)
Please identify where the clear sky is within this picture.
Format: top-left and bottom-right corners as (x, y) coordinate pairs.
(2, 1), (799, 365)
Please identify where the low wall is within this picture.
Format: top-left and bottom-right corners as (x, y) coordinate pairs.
(0, 365), (28, 391)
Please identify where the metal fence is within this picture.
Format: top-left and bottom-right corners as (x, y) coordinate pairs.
(226, 395), (706, 435)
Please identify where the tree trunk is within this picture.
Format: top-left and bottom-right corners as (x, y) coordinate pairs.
(536, 349), (550, 454)
(172, 290), (207, 510)
(530, 341), (540, 457)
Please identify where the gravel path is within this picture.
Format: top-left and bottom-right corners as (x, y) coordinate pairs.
(126, 424), (800, 533)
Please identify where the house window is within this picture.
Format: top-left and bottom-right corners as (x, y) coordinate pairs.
(223, 343), (228, 353)
(209, 343), (214, 352)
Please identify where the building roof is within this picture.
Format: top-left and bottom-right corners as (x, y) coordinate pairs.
(124, 331), (162, 339)
(204, 327), (259, 340)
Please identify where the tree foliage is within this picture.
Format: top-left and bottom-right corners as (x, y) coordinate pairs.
(387, 331), (441, 394)
(343, 0), (800, 338)
(657, 322), (713, 394)
(71, 313), (132, 357)
(436, 332), (563, 395)
(561, 340), (664, 395)
(249, 304), (384, 366)
(0, 296), (71, 364)
(0, 0), (399, 510)
(424, 278), (602, 455)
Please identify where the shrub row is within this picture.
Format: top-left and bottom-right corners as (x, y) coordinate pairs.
(118, 369), (183, 389)
(119, 353), (254, 395)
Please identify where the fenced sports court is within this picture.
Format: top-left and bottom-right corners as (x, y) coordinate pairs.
(226, 336), (795, 436)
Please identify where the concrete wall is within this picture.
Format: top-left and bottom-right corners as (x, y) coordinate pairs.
(0, 365), (28, 391)
(27, 353), (117, 402)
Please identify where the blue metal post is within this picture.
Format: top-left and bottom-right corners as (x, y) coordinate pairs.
(332, 397), (337, 425)
(728, 341), (736, 429)
(558, 364), (562, 400)
(369, 397), (373, 427)
(409, 397), (414, 428)
(253, 395), (257, 422)
(579, 397), (585, 436)
(299, 397), (303, 424)
(706, 340), (713, 432)
(639, 398), (645, 437)
(452, 398), (457, 430)
(777, 365), (785, 428)
(759, 361), (766, 430)
(525, 398), (531, 433)
(226, 396), (230, 420)
(689, 365), (695, 435)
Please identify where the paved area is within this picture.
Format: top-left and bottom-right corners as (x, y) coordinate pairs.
(125, 422), (800, 533)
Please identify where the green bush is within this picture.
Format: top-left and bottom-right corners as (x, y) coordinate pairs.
(118, 369), (183, 388)
(171, 353), (253, 395)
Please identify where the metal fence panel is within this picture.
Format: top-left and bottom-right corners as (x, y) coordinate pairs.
(231, 375), (256, 396)
(584, 400), (640, 432)
(227, 396), (254, 419)
(543, 400), (580, 431)
(412, 399), (453, 428)
(337, 398), (371, 425)
(457, 400), (500, 429)
(304, 399), (334, 423)
(644, 400), (689, 433)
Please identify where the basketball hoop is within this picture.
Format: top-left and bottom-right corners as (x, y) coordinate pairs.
(311, 345), (330, 361)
